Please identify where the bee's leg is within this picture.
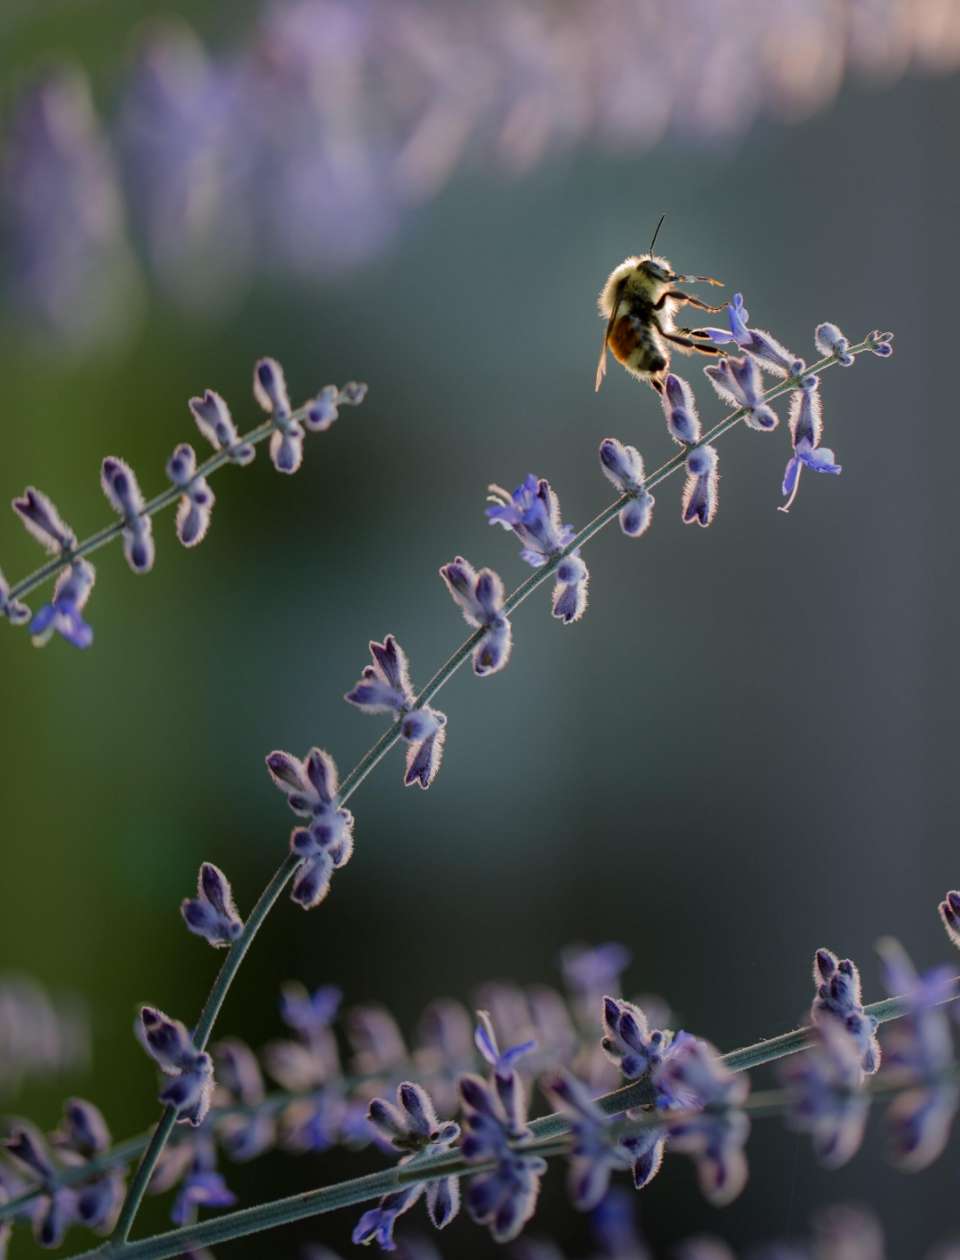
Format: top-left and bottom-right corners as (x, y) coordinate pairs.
(647, 373), (665, 395)
(661, 331), (724, 356)
(654, 291), (725, 313)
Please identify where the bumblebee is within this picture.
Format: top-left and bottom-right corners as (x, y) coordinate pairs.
(595, 217), (726, 395)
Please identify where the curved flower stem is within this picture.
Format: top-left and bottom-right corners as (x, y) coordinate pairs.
(106, 339), (880, 1244)
(66, 999), (958, 1260)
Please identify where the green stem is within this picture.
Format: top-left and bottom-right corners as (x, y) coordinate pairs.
(100, 338), (880, 1243)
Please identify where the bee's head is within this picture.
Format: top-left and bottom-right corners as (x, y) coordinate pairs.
(637, 254), (674, 283)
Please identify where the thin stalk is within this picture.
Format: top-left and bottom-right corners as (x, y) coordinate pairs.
(68, 1039), (952, 1260)
(103, 340), (879, 1242)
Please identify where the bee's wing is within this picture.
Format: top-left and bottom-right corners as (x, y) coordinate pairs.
(595, 296), (623, 392)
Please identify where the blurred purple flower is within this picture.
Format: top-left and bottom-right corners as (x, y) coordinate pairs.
(28, 560), (96, 650)
(779, 1018), (868, 1167)
(100, 457), (155, 573)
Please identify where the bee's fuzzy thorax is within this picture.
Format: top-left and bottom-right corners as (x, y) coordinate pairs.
(599, 253), (674, 316)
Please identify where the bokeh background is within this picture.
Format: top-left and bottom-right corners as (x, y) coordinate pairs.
(1, 1), (959, 1256)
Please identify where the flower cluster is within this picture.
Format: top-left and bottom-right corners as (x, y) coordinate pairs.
(598, 441), (655, 538)
(346, 637), (447, 788)
(439, 557), (512, 677)
(138, 1007), (214, 1126)
(810, 948), (881, 1073)
(487, 476), (589, 623)
(180, 862), (244, 948)
(1, 362), (367, 647)
(265, 747), (356, 908)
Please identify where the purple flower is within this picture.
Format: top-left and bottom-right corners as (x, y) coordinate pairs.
(345, 638), (447, 789)
(601, 997), (673, 1087)
(939, 889), (960, 950)
(867, 329), (894, 358)
(459, 1070), (546, 1244)
(49, 1099), (124, 1230)
(561, 943), (631, 1012)
(655, 1037), (750, 1206)
(280, 981), (342, 1040)
(213, 1039), (276, 1161)
(486, 475), (576, 568)
(29, 559), (96, 649)
(877, 937), (958, 1170)
(589, 1186), (649, 1259)
(700, 293), (804, 378)
(354, 1082), (461, 1246)
(101, 457), (155, 573)
(0, 568), (30, 626)
(810, 948), (880, 1074)
(188, 390), (255, 465)
(681, 444), (719, 528)
(180, 862), (243, 948)
(349, 1005), (409, 1079)
(552, 552), (589, 624)
(139, 1006), (214, 1126)
(167, 444), (215, 547)
(12, 486), (76, 555)
(544, 1070), (634, 1210)
(304, 381), (368, 431)
(705, 355), (779, 431)
(439, 556), (512, 676)
(264, 747), (355, 908)
(779, 1018), (868, 1167)
(254, 357), (305, 474)
(475, 1010), (536, 1088)
(168, 1133), (236, 1227)
(815, 322), (855, 366)
(780, 379), (841, 512)
(3, 1126), (77, 1247)
(661, 374), (703, 445)
(598, 439), (655, 538)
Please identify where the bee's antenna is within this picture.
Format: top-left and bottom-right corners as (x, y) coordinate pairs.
(649, 213), (666, 255)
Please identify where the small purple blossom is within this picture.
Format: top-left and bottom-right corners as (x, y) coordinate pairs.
(598, 439), (655, 538)
(779, 1018), (868, 1167)
(167, 444), (215, 547)
(939, 889), (960, 950)
(254, 357), (304, 474)
(655, 1037), (750, 1206)
(168, 1133), (236, 1227)
(188, 390), (255, 465)
(29, 559), (96, 649)
(180, 862), (243, 948)
(12, 486), (76, 555)
(280, 981), (342, 1040)
(544, 1070), (634, 1210)
(264, 746), (355, 908)
(3, 1125), (75, 1248)
(681, 444), (719, 528)
(349, 1005), (409, 1079)
(213, 1038), (276, 1161)
(701, 293), (804, 378)
(100, 457), (154, 573)
(354, 1082), (461, 1247)
(705, 355), (779, 431)
(601, 997), (673, 1087)
(345, 638), (447, 788)
(439, 556), (512, 677)
(486, 475), (576, 568)
(305, 381), (368, 431)
(662, 374), (703, 444)
(0, 568), (30, 626)
(780, 379), (841, 512)
(810, 948), (880, 1074)
(868, 329), (895, 358)
(562, 943), (631, 1010)
(459, 1068), (546, 1244)
(139, 1006), (214, 1126)
(50, 1099), (123, 1230)
(876, 937), (958, 1170)
(552, 552), (589, 625)
(815, 322), (855, 366)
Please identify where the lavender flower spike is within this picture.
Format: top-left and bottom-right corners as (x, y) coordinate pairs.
(255, 356), (304, 475)
(598, 440), (654, 538)
(681, 445), (719, 528)
(264, 747), (355, 908)
(700, 293), (805, 378)
(439, 556), (512, 676)
(139, 1006), (214, 1126)
(810, 948), (881, 1074)
(780, 378), (841, 513)
(188, 390), (255, 465)
(0, 567), (30, 625)
(181, 862), (244, 947)
(705, 355), (779, 431)
(662, 374), (703, 445)
(355, 1081), (461, 1245)
(101, 457), (155, 573)
(167, 444), (215, 547)
(29, 558), (96, 649)
(12, 486), (77, 554)
(345, 638), (448, 788)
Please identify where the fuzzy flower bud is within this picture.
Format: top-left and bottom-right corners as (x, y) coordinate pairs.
(681, 444), (719, 528)
(12, 486), (76, 554)
(139, 1006), (214, 1125)
(101, 457), (154, 573)
(811, 948), (880, 1074)
(188, 390), (255, 464)
(440, 556), (512, 676)
(701, 293), (804, 377)
(815, 322), (855, 365)
(598, 440), (654, 538)
(552, 552), (589, 625)
(662, 374), (702, 444)
(705, 355), (779, 431)
(254, 356), (304, 474)
(868, 329), (895, 358)
(181, 861), (243, 947)
(167, 443), (215, 547)
(939, 890), (960, 949)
